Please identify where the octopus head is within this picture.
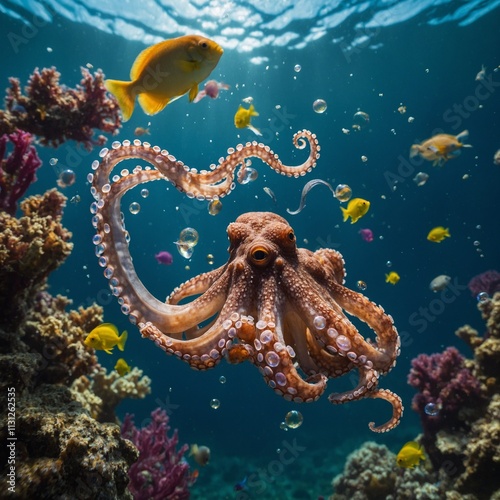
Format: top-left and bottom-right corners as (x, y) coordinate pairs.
(227, 212), (298, 269)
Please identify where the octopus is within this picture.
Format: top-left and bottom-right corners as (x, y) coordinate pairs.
(89, 131), (403, 432)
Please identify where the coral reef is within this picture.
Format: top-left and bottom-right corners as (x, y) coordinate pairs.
(0, 66), (121, 148)
(330, 441), (441, 500)
(408, 346), (485, 439)
(0, 385), (138, 498)
(330, 293), (500, 499)
(0, 189), (72, 331)
(0, 185), (153, 498)
(71, 366), (152, 423)
(0, 130), (42, 215)
(467, 269), (500, 298)
(121, 408), (196, 500)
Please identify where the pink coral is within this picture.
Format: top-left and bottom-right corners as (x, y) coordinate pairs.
(0, 130), (42, 215)
(121, 408), (196, 500)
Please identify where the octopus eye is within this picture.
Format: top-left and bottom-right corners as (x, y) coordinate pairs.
(287, 231), (295, 241)
(250, 246), (271, 265)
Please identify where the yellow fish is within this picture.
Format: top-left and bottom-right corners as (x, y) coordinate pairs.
(190, 444), (211, 466)
(396, 441), (426, 468)
(105, 35), (223, 121)
(84, 323), (127, 354)
(114, 358), (131, 376)
(427, 226), (450, 243)
(234, 104), (261, 136)
(340, 198), (370, 224)
(385, 271), (400, 285)
(410, 130), (471, 166)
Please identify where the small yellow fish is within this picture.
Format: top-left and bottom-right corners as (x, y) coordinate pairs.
(385, 271), (400, 285)
(427, 226), (450, 243)
(105, 35), (223, 121)
(114, 358), (131, 376)
(410, 130), (472, 166)
(190, 444), (211, 466)
(396, 441), (426, 468)
(340, 198), (370, 224)
(234, 104), (261, 136)
(84, 323), (127, 354)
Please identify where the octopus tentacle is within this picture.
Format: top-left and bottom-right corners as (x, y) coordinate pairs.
(167, 267), (226, 304)
(91, 131), (320, 201)
(366, 389), (404, 433)
(252, 277), (327, 402)
(329, 283), (400, 372)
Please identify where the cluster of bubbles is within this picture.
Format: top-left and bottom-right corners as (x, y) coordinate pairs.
(313, 99), (327, 114)
(175, 227), (199, 259)
(334, 184), (352, 202)
(206, 253), (215, 265)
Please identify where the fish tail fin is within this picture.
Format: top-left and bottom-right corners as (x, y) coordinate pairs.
(409, 144), (421, 158)
(138, 92), (170, 116)
(456, 129), (469, 143)
(118, 330), (128, 351)
(104, 79), (136, 121)
(249, 104), (259, 116)
(340, 207), (349, 222)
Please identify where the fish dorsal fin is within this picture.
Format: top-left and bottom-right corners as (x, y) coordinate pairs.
(138, 93), (171, 116)
(100, 323), (118, 334)
(130, 40), (171, 80)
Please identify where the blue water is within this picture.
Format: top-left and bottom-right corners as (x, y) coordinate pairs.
(2, 1), (499, 498)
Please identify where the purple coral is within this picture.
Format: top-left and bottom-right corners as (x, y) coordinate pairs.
(468, 270), (500, 298)
(0, 67), (121, 148)
(0, 130), (42, 215)
(121, 409), (196, 500)
(408, 347), (484, 435)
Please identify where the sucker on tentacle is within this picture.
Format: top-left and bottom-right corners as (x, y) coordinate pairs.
(89, 131), (403, 432)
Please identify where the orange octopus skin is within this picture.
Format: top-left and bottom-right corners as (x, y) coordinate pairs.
(89, 132), (402, 432)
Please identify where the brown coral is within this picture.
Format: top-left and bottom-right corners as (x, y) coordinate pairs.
(0, 189), (72, 332)
(22, 292), (101, 385)
(0, 385), (137, 499)
(71, 366), (152, 423)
